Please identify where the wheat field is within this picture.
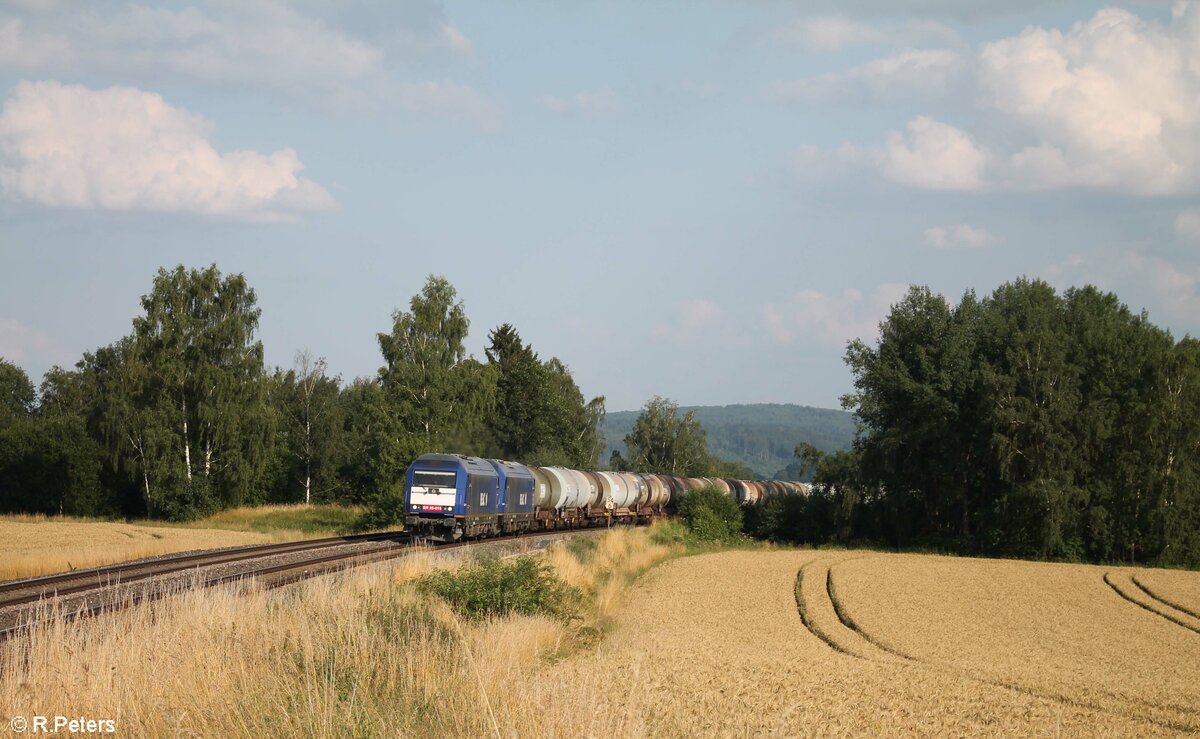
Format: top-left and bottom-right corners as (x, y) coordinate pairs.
(2, 533), (1198, 736)
(0, 519), (277, 582)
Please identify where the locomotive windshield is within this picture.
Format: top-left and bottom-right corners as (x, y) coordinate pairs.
(412, 471), (457, 488)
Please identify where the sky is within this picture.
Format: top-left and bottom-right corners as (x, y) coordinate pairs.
(1, 0), (1198, 412)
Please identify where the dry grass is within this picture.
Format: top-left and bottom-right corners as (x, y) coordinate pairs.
(0, 526), (676, 738)
(0, 505), (360, 582)
(5, 532), (1194, 737)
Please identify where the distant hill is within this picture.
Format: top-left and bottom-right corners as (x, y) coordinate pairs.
(602, 403), (858, 479)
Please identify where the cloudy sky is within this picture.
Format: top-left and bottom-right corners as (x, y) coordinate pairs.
(2, 0), (1198, 412)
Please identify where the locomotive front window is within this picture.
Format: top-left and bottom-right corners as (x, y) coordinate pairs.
(413, 471), (457, 488)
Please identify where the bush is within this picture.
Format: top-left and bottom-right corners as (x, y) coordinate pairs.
(419, 555), (580, 622)
(353, 483), (406, 532)
(743, 493), (818, 543)
(677, 485), (743, 543)
(649, 520), (688, 547)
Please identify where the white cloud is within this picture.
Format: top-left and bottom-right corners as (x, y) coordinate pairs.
(0, 17), (69, 68)
(1177, 209), (1200, 241)
(794, 4), (1200, 196)
(653, 299), (729, 342)
(397, 81), (499, 130)
(788, 142), (877, 183)
(0, 81), (334, 220)
(765, 15), (959, 51)
(538, 87), (618, 115)
(881, 116), (990, 190)
(924, 223), (1000, 249)
(766, 16), (887, 51)
(0, 1), (489, 123)
(771, 48), (963, 104)
(677, 300), (723, 333)
(437, 23), (474, 54)
(978, 5), (1200, 195)
(1045, 250), (1200, 329)
(0, 318), (68, 367)
(763, 283), (910, 346)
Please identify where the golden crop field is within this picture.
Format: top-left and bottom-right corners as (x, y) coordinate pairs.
(0, 516), (290, 582)
(3, 533), (1198, 737)
(528, 550), (1200, 736)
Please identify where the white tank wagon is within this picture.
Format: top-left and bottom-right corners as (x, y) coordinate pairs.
(643, 475), (670, 508)
(533, 466), (586, 509)
(530, 466), (554, 509)
(617, 473), (649, 507)
(597, 471), (636, 509)
(566, 468), (600, 507)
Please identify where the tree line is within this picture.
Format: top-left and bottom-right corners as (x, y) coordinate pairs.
(767, 279), (1200, 568)
(0, 265), (605, 520)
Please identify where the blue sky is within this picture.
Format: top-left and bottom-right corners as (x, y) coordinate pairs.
(2, 0), (1198, 411)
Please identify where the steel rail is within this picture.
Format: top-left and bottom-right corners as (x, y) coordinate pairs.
(0, 530), (404, 601)
(0, 527), (606, 645)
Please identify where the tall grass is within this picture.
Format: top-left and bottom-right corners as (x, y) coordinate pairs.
(0, 526), (678, 738)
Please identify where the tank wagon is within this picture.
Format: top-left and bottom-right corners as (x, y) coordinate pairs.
(403, 453), (811, 542)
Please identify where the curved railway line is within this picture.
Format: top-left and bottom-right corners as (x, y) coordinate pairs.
(0, 526), (604, 644)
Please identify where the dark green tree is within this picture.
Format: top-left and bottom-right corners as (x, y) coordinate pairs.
(624, 396), (712, 476)
(0, 358), (35, 428)
(485, 323), (544, 458)
(270, 351), (344, 504)
(126, 265), (273, 518)
(376, 276), (495, 485)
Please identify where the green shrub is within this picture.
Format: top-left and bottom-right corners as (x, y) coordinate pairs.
(677, 485), (742, 543)
(649, 520), (688, 546)
(419, 555), (580, 622)
(743, 493), (813, 543)
(353, 483), (406, 532)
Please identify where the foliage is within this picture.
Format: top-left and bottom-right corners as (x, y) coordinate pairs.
(0, 413), (105, 516)
(353, 483), (408, 532)
(677, 485), (743, 543)
(623, 396), (712, 476)
(0, 358), (36, 427)
(90, 264), (276, 520)
(828, 279), (1200, 566)
(419, 554), (581, 621)
(0, 268), (609, 523)
(375, 275), (496, 484)
(268, 352), (344, 505)
(486, 323), (606, 468)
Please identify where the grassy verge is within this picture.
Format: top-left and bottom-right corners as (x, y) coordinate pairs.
(0, 526), (678, 737)
(167, 504), (365, 536)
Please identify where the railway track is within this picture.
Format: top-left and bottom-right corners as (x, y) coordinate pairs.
(0, 531), (405, 609)
(0, 527), (603, 644)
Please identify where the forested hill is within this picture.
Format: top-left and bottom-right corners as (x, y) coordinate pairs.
(602, 403), (857, 479)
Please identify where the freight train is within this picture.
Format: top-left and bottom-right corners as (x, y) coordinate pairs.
(402, 453), (810, 542)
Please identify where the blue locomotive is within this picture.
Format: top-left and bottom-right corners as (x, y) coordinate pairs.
(401, 452), (803, 542)
(403, 454), (499, 541)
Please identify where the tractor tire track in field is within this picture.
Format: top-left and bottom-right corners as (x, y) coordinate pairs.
(793, 560), (856, 657)
(1104, 572), (1200, 637)
(797, 558), (1200, 733)
(1131, 575), (1200, 622)
(824, 567), (916, 662)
